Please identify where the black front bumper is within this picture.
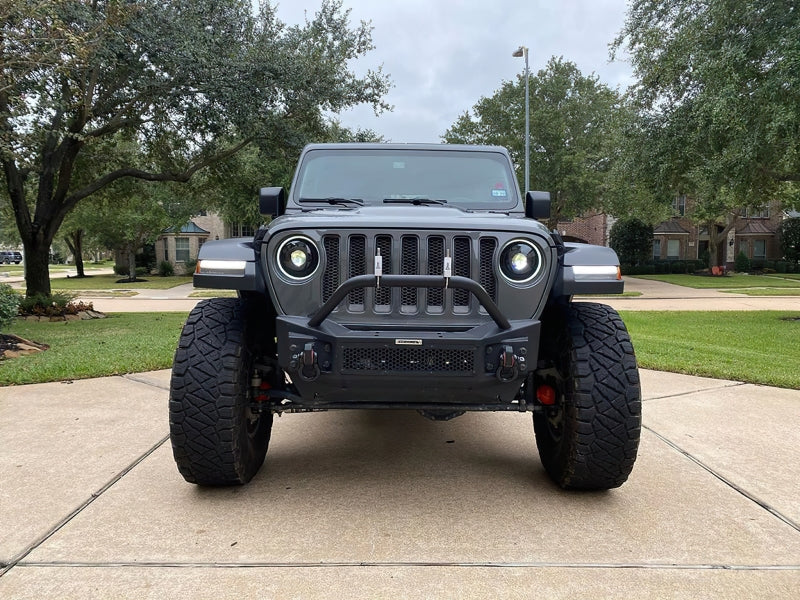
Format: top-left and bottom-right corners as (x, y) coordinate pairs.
(274, 275), (540, 409)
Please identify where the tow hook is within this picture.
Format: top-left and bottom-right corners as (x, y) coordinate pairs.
(300, 342), (321, 381)
(496, 345), (519, 382)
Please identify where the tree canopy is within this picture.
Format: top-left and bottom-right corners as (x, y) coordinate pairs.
(1, 0), (390, 296)
(443, 57), (621, 228)
(611, 0), (800, 260)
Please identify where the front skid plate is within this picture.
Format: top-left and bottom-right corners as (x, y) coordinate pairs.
(275, 316), (540, 407)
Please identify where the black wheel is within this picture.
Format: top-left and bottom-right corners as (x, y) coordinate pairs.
(169, 297), (274, 485)
(533, 302), (641, 490)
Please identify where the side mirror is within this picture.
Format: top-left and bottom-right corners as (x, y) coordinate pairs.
(525, 191), (551, 220)
(259, 187), (285, 218)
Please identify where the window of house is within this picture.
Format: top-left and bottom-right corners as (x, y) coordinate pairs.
(164, 238), (169, 261)
(753, 239), (766, 259)
(175, 237), (190, 262)
(652, 239), (661, 260)
(667, 239), (680, 259)
(746, 206), (770, 219)
(198, 237), (207, 250)
(672, 195), (686, 216)
(231, 223), (256, 238)
(738, 241), (748, 257)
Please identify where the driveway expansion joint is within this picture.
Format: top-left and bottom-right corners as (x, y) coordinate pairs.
(9, 561), (800, 571)
(644, 425), (800, 534)
(0, 434), (170, 579)
(120, 373), (170, 391)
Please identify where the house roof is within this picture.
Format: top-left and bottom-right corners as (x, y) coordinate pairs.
(736, 221), (774, 236)
(654, 221), (691, 235)
(162, 221), (210, 235)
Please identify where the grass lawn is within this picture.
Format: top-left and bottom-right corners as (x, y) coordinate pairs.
(3, 309), (799, 390)
(1, 312), (188, 385)
(632, 273), (800, 289)
(49, 274), (192, 290)
(620, 310), (800, 389)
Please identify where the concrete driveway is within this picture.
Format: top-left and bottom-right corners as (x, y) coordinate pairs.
(1, 369), (798, 598)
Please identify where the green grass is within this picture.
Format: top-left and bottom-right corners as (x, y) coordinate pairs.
(49, 274), (192, 290)
(620, 310), (800, 389)
(1, 312), (188, 385)
(632, 273), (800, 289)
(3, 309), (799, 390)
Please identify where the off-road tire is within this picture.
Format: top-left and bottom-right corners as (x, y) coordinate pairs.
(534, 302), (641, 490)
(169, 297), (273, 485)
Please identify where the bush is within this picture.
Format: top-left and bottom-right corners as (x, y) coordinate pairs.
(17, 291), (94, 317)
(609, 218), (654, 266)
(158, 260), (174, 277)
(183, 258), (198, 274)
(735, 251), (751, 273)
(776, 261), (788, 273)
(0, 283), (21, 330)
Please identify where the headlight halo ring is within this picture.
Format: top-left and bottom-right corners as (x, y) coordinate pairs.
(276, 235), (320, 281)
(498, 238), (543, 284)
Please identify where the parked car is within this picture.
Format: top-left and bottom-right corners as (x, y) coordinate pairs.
(1, 251), (22, 264)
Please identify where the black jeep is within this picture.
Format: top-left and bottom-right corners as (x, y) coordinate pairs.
(169, 144), (641, 490)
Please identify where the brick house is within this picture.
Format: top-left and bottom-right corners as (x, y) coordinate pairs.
(652, 196), (785, 267)
(555, 211), (615, 246)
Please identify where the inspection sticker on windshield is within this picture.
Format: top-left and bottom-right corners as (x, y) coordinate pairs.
(491, 183), (507, 197)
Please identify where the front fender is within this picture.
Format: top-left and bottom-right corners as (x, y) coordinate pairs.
(552, 243), (624, 296)
(193, 238), (265, 292)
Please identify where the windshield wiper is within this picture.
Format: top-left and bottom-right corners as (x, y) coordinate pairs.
(299, 197), (363, 206)
(383, 197), (448, 206)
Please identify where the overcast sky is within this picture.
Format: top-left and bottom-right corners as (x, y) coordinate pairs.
(272, 0), (634, 143)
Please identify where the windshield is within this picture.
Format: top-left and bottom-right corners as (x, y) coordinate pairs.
(293, 148), (519, 210)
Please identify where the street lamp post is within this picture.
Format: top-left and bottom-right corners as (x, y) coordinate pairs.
(512, 46), (530, 195)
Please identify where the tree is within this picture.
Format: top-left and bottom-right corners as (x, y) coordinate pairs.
(443, 57), (622, 228)
(609, 218), (654, 266)
(778, 218), (800, 266)
(1, 0), (390, 297)
(612, 0), (800, 265)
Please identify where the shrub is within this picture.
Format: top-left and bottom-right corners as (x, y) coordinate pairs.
(609, 218), (654, 266)
(0, 283), (21, 330)
(776, 261), (788, 273)
(183, 258), (198, 274)
(735, 251), (751, 273)
(17, 291), (94, 317)
(670, 261), (686, 274)
(158, 260), (174, 277)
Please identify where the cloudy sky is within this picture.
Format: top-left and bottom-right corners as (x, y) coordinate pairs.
(273, 0), (634, 143)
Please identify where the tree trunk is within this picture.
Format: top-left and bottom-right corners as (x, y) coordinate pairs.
(64, 229), (86, 277)
(126, 244), (137, 282)
(21, 237), (52, 298)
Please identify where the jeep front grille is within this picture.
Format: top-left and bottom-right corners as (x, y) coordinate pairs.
(321, 232), (498, 315)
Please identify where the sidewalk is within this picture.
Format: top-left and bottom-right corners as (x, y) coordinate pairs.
(1, 369), (799, 598)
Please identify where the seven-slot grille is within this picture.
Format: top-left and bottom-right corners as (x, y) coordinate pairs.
(321, 232), (497, 314)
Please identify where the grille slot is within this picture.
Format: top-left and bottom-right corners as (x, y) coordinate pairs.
(348, 235), (366, 306)
(427, 236), (445, 308)
(479, 237), (497, 302)
(342, 347), (474, 373)
(375, 235), (392, 306)
(401, 236), (419, 307)
(322, 236), (340, 302)
(453, 236), (471, 307)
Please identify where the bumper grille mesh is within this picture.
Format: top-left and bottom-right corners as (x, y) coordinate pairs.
(342, 346), (474, 373)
